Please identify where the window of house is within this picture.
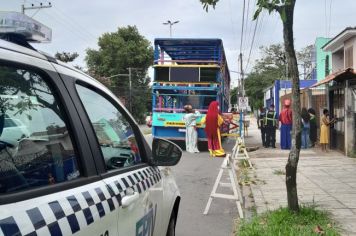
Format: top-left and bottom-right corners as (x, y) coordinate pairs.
(345, 46), (353, 69)
(0, 65), (81, 194)
(76, 84), (142, 171)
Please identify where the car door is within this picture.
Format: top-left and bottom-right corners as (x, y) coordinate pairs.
(0, 54), (118, 236)
(70, 79), (165, 236)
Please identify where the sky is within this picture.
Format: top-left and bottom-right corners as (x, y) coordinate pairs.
(1, 0), (356, 87)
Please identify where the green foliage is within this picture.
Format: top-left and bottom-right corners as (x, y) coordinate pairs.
(0, 66), (62, 136)
(255, 44), (287, 78)
(200, 0), (219, 11)
(236, 206), (340, 236)
(253, 0), (293, 22)
(55, 52), (79, 63)
(244, 44), (286, 110)
(244, 43), (312, 109)
(230, 87), (238, 105)
(245, 72), (271, 110)
(297, 45), (314, 79)
(85, 26), (154, 123)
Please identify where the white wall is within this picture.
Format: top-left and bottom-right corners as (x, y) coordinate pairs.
(332, 49), (344, 72)
(343, 36), (356, 69)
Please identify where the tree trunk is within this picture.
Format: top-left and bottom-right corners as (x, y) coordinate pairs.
(281, 0), (301, 212)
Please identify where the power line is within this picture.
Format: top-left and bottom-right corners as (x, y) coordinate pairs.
(228, 0), (238, 50)
(245, 15), (259, 72)
(245, 10), (265, 72)
(328, 0), (333, 38)
(51, 6), (97, 40)
(27, 0), (97, 41)
(23, 1), (96, 46)
(39, 10), (94, 46)
(324, 0), (328, 37)
(239, 0), (246, 54)
(245, 0), (257, 56)
(242, 0), (251, 55)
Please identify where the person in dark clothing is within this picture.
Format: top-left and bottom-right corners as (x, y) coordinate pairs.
(308, 108), (317, 147)
(265, 104), (278, 148)
(257, 107), (267, 147)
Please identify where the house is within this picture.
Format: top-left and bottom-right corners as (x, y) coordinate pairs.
(264, 79), (316, 115)
(312, 27), (356, 156)
(313, 37), (333, 81)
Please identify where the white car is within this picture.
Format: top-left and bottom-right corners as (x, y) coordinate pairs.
(0, 12), (181, 236)
(0, 118), (30, 144)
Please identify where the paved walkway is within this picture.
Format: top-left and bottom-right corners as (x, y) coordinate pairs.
(245, 116), (356, 235)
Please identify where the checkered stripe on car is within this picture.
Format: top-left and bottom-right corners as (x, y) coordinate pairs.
(0, 166), (161, 236)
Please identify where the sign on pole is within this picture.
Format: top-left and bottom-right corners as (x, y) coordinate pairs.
(239, 97), (249, 110)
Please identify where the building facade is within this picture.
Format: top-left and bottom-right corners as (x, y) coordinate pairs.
(315, 27), (356, 156)
(314, 37), (333, 81)
(263, 80), (317, 115)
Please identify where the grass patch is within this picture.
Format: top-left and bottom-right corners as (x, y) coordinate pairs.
(349, 150), (356, 158)
(238, 159), (250, 168)
(239, 168), (251, 185)
(236, 206), (340, 236)
(273, 169), (286, 175)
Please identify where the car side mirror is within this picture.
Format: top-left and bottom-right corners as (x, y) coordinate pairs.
(151, 138), (182, 166)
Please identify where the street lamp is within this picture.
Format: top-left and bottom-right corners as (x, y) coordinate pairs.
(163, 20), (179, 37)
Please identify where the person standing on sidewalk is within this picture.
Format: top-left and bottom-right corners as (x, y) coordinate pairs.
(308, 108), (317, 147)
(301, 107), (311, 149)
(265, 104), (278, 148)
(257, 106), (267, 147)
(320, 109), (336, 152)
(183, 105), (201, 153)
(201, 101), (226, 157)
(279, 99), (292, 149)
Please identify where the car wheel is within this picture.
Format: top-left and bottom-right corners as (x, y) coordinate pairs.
(166, 211), (176, 236)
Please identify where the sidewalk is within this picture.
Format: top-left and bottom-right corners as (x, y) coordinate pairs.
(245, 116), (356, 235)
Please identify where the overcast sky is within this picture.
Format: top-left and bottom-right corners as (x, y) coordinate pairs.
(2, 0), (356, 86)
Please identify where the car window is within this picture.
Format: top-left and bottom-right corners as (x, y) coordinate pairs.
(0, 65), (81, 194)
(4, 118), (18, 128)
(76, 84), (142, 171)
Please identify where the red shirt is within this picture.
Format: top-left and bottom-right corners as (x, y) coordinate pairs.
(279, 108), (292, 125)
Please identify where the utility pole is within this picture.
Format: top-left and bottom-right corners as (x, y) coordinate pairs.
(128, 67), (132, 114)
(106, 69), (135, 113)
(21, 2), (52, 15)
(239, 53), (244, 137)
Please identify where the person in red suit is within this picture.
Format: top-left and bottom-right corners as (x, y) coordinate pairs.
(201, 101), (226, 157)
(279, 99), (292, 149)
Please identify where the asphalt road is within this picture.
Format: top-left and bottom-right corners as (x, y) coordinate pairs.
(142, 131), (238, 236)
(172, 146), (238, 236)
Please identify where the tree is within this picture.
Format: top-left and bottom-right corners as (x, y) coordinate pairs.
(245, 72), (274, 109)
(245, 43), (313, 110)
(230, 87), (238, 105)
(55, 52), (79, 63)
(255, 44), (288, 79)
(254, 0), (301, 213)
(244, 44), (286, 110)
(85, 26), (154, 123)
(297, 45), (314, 80)
(201, 0), (301, 212)
(0, 67), (63, 136)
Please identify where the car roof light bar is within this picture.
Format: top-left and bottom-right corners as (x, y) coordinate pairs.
(0, 11), (52, 43)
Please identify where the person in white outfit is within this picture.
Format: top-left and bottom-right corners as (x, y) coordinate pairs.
(183, 105), (201, 153)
